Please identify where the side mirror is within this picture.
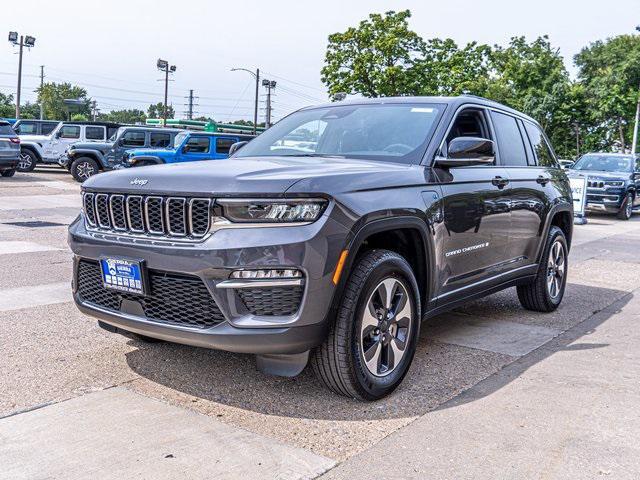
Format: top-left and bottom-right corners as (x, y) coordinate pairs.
(228, 141), (248, 156)
(435, 137), (495, 167)
(633, 172), (640, 180)
(182, 145), (190, 154)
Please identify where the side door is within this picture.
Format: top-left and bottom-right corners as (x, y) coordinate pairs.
(489, 111), (546, 267)
(634, 157), (640, 207)
(213, 136), (239, 159)
(149, 131), (172, 149)
(85, 125), (106, 143)
(434, 107), (512, 300)
(119, 129), (146, 156)
(179, 135), (212, 162)
(45, 124), (81, 161)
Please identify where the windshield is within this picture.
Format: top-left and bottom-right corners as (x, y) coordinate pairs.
(234, 103), (443, 164)
(173, 132), (188, 149)
(572, 154), (634, 173)
(110, 127), (124, 142)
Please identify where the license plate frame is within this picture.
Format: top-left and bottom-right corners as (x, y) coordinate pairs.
(100, 257), (147, 296)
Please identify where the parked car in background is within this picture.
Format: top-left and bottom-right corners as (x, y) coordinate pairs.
(125, 131), (255, 167)
(12, 119), (61, 136)
(69, 96), (573, 400)
(558, 159), (575, 169)
(17, 121), (121, 172)
(0, 120), (20, 178)
(566, 152), (640, 220)
(64, 126), (183, 182)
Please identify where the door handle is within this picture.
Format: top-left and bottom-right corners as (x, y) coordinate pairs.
(536, 175), (550, 186)
(492, 176), (509, 189)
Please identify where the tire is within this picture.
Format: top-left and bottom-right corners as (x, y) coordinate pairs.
(1, 169), (16, 177)
(617, 193), (633, 220)
(517, 225), (568, 312)
(311, 249), (421, 400)
(71, 157), (100, 183)
(17, 150), (37, 172)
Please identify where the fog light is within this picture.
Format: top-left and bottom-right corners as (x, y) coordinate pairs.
(230, 269), (302, 279)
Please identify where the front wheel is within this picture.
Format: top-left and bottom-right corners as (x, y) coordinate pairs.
(517, 226), (568, 312)
(17, 150), (37, 172)
(311, 249), (421, 400)
(71, 157), (100, 183)
(617, 193), (633, 220)
(1, 169), (16, 177)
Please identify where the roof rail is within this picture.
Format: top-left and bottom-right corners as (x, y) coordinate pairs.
(460, 94), (494, 102)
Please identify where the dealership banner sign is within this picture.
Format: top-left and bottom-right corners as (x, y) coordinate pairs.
(569, 176), (587, 218)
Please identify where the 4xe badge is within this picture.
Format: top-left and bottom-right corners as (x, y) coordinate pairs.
(130, 178), (148, 186)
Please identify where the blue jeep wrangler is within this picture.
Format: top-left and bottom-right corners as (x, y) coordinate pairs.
(65, 126), (183, 182)
(125, 131), (255, 167)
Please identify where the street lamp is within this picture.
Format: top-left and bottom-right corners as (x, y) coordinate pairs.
(262, 79), (276, 128)
(8, 31), (36, 119)
(231, 67), (260, 134)
(157, 58), (176, 125)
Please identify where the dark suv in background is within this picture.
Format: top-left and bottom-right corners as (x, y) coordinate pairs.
(0, 120), (20, 177)
(64, 126), (183, 182)
(68, 96), (572, 400)
(567, 152), (640, 220)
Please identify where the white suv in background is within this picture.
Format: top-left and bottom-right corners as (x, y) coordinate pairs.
(17, 121), (121, 172)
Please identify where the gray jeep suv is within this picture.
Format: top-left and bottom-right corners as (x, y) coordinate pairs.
(68, 96), (573, 400)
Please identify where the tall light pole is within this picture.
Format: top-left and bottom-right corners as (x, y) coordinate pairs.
(231, 67), (260, 134)
(157, 59), (176, 126)
(8, 32), (36, 120)
(262, 79), (276, 128)
(632, 26), (640, 156)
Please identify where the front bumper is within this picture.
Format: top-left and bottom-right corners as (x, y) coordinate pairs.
(68, 212), (348, 354)
(585, 189), (624, 213)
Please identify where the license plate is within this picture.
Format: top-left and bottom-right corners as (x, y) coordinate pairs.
(100, 258), (145, 295)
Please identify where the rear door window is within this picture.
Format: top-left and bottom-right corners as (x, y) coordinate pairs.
(185, 136), (210, 153)
(490, 111), (528, 167)
(523, 122), (557, 168)
(59, 125), (81, 139)
(121, 130), (146, 147)
(85, 126), (106, 140)
(215, 137), (237, 154)
(150, 132), (171, 147)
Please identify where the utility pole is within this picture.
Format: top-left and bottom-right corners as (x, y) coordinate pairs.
(231, 67), (260, 134)
(90, 100), (98, 121)
(7, 32), (35, 120)
(262, 79), (277, 128)
(39, 65), (44, 120)
(156, 59), (176, 126)
(185, 90), (196, 120)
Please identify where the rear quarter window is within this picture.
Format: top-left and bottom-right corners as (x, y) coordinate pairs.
(523, 121), (558, 168)
(0, 124), (15, 135)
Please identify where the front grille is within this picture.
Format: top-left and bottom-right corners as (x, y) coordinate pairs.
(587, 180), (605, 188)
(238, 286), (303, 316)
(83, 192), (211, 240)
(76, 260), (225, 329)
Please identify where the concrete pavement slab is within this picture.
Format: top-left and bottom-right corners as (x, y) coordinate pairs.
(0, 387), (336, 480)
(322, 292), (640, 480)
(0, 194), (79, 210)
(426, 313), (562, 356)
(0, 282), (70, 312)
(0, 240), (60, 255)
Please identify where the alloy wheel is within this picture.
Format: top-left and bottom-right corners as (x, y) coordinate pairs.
(626, 198), (633, 218)
(76, 161), (96, 181)
(360, 277), (412, 377)
(546, 240), (565, 299)
(18, 153), (32, 170)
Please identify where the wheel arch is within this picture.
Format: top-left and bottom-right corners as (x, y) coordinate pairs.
(537, 203), (573, 263)
(20, 144), (42, 161)
(130, 156), (164, 166)
(71, 151), (104, 170)
(335, 217), (434, 314)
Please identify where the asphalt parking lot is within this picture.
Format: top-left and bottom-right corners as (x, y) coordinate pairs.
(2, 167), (640, 479)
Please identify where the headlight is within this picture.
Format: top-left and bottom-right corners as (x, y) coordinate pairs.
(217, 198), (327, 223)
(605, 181), (624, 187)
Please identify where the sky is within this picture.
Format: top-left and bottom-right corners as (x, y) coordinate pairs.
(2, 0), (638, 122)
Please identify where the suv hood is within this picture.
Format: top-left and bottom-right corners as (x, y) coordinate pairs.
(127, 147), (175, 158)
(567, 170), (631, 182)
(82, 156), (423, 195)
(70, 142), (113, 153)
(19, 134), (51, 143)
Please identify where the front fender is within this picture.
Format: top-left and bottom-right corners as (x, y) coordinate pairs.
(128, 156), (164, 167)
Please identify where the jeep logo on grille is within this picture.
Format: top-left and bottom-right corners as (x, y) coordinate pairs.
(130, 178), (148, 186)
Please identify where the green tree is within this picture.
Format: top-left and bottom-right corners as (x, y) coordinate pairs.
(37, 82), (90, 120)
(321, 10), (427, 97)
(147, 102), (174, 119)
(20, 102), (41, 119)
(0, 93), (15, 118)
(99, 109), (146, 124)
(574, 34), (640, 152)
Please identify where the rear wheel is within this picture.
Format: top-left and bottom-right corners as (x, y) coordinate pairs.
(617, 193), (633, 220)
(311, 249), (421, 400)
(17, 150), (37, 172)
(1, 169), (16, 177)
(517, 226), (568, 312)
(71, 157), (100, 182)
